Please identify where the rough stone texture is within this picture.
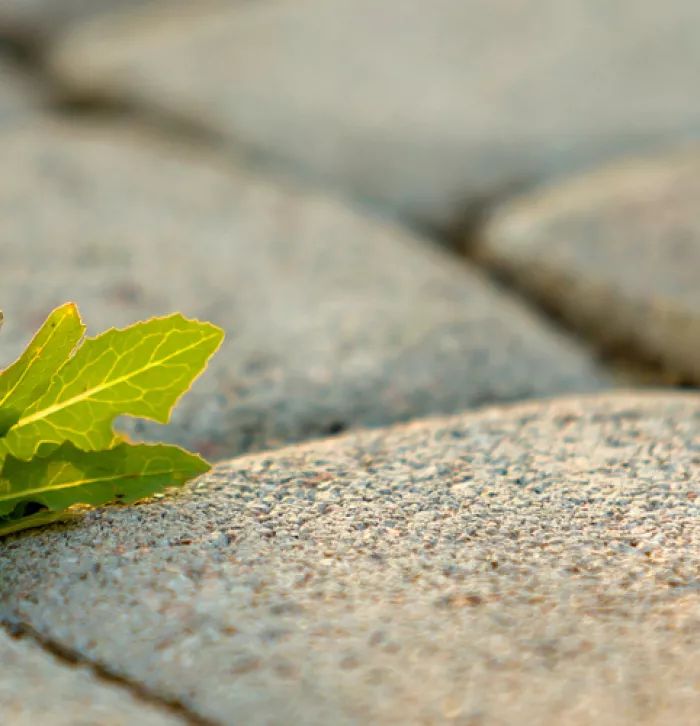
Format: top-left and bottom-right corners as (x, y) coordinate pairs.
(0, 56), (44, 123)
(48, 0), (700, 228)
(0, 118), (607, 460)
(0, 392), (698, 726)
(0, 627), (185, 726)
(475, 146), (700, 384)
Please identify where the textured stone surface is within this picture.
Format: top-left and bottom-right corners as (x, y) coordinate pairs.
(0, 118), (606, 460)
(49, 0), (700, 227)
(0, 627), (185, 726)
(0, 392), (698, 726)
(0, 57), (44, 123)
(476, 147), (700, 384)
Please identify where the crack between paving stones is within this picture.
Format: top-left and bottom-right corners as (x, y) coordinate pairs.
(425, 205), (695, 388)
(0, 36), (227, 150)
(458, 244), (695, 388)
(0, 612), (221, 726)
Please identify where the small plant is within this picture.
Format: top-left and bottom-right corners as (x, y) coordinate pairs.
(0, 303), (224, 537)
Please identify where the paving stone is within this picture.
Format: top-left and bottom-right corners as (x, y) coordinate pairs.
(0, 56), (45, 123)
(1, 392), (699, 725)
(0, 118), (606, 460)
(48, 0), (700, 228)
(0, 626), (185, 726)
(0, 0), (187, 44)
(475, 147), (700, 385)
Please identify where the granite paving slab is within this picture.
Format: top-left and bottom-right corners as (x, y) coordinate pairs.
(0, 118), (607, 460)
(47, 0), (700, 228)
(0, 626), (186, 726)
(475, 146), (700, 385)
(0, 392), (698, 725)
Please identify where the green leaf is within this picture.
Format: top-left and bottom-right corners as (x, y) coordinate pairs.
(0, 508), (83, 537)
(0, 313), (224, 461)
(0, 440), (210, 527)
(0, 306), (223, 538)
(0, 303), (84, 437)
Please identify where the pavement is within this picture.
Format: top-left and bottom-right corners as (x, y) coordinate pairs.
(0, 2), (698, 724)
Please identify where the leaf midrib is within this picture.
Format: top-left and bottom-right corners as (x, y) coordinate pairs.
(0, 466), (179, 503)
(14, 332), (216, 431)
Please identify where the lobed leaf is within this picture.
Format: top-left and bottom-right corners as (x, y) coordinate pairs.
(0, 440), (210, 528)
(0, 313), (224, 461)
(0, 509), (83, 537)
(0, 306), (223, 537)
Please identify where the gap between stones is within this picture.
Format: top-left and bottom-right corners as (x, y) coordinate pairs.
(456, 255), (695, 388)
(0, 611), (220, 726)
(426, 199), (694, 389)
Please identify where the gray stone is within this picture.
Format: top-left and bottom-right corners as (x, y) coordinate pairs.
(0, 627), (185, 725)
(0, 57), (44, 123)
(476, 147), (700, 384)
(1, 392), (699, 725)
(0, 118), (606, 460)
(0, 0), (195, 44)
(48, 0), (700, 228)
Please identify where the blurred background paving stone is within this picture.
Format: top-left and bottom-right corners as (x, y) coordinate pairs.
(475, 147), (700, 385)
(0, 392), (698, 726)
(0, 627), (186, 726)
(0, 56), (46, 123)
(0, 0), (200, 46)
(0, 119), (608, 460)
(46, 0), (700, 229)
